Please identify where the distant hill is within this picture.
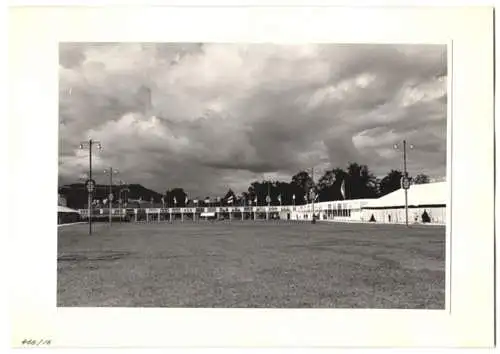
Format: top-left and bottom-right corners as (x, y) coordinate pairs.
(58, 183), (164, 209)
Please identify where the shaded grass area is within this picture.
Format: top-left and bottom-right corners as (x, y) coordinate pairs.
(57, 221), (445, 308)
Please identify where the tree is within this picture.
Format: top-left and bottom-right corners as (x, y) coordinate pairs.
(222, 188), (237, 206)
(275, 181), (293, 205)
(413, 173), (430, 184)
(358, 164), (379, 199)
(248, 181), (266, 205)
(379, 170), (403, 196)
(344, 162), (379, 199)
(291, 170), (313, 203)
(240, 191), (249, 206)
(291, 171), (313, 190)
(165, 188), (187, 207)
(317, 168), (346, 201)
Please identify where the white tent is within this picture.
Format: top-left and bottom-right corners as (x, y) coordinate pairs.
(58, 205), (80, 214)
(58, 205), (81, 224)
(362, 181), (447, 224)
(364, 181), (447, 208)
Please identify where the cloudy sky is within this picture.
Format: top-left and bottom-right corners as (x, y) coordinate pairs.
(59, 43), (447, 197)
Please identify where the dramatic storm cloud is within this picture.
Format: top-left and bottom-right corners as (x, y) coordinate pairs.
(59, 43), (447, 197)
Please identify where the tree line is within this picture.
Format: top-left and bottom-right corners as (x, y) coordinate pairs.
(60, 162), (432, 209)
(163, 162), (431, 207)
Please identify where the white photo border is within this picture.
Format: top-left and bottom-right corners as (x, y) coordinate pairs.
(8, 6), (494, 348)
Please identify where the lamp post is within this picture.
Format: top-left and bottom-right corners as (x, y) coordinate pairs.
(265, 178), (272, 220)
(310, 167), (316, 223)
(118, 180), (129, 222)
(79, 139), (102, 235)
(394, 140), (414, 227)
(104, 167), (119, 226)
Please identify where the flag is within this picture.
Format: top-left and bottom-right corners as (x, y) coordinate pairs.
(173, 196), (177, 204)
(185, 196), (188, 204)
(277, 194), (281, 202)
(103, 199), (108, 205)
(193, 199), (198, 204)
(227, 195), (234, 204)
(254, 196), (257, 203)
(314, 194), (319, 202)
(340, 179), (346, 200)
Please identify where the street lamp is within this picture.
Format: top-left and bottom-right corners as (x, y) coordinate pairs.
(79, 139), (102, 235)
(117, 180), (129, 222)
(263, 177), (273, 220)
(310, 167), (316, 224)
(104, 167), (119, 226)
(394, 140), (414, 227)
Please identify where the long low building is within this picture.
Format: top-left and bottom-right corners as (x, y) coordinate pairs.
(293, 182), (446, 224)
(361, 181), (446, 224)
(289, 199), (373, 222)
(58, 205), (81, 224)
(77, 182), (447, 225)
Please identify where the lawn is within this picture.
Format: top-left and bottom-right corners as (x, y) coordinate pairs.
(57, 221), (446, 308)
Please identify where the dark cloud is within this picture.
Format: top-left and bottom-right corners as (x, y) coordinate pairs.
(59, 43), (447, 197)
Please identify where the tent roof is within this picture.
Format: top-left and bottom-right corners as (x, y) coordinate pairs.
(58, 205), (79, 213)
(364, 181), (447, 208)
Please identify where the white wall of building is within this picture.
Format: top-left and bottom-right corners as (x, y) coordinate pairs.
(77, 182), (447, 225)
(361, 207), (446, 224)
(288, 182), (447, 225)
(361, 182), (447, 225)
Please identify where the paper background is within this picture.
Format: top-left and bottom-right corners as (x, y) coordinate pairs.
(8, 5), (494, 348)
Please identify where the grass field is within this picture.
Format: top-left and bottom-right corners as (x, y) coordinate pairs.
(57, 221), (445, 308)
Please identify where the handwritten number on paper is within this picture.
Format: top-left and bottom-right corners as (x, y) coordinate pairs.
(21, 339), (52, 346)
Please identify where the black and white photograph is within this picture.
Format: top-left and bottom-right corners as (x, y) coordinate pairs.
(58, 42), (448, 309)
(9, 5), (495, 349)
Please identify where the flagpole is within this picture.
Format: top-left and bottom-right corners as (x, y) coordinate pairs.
(403, 140), (409, 227)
